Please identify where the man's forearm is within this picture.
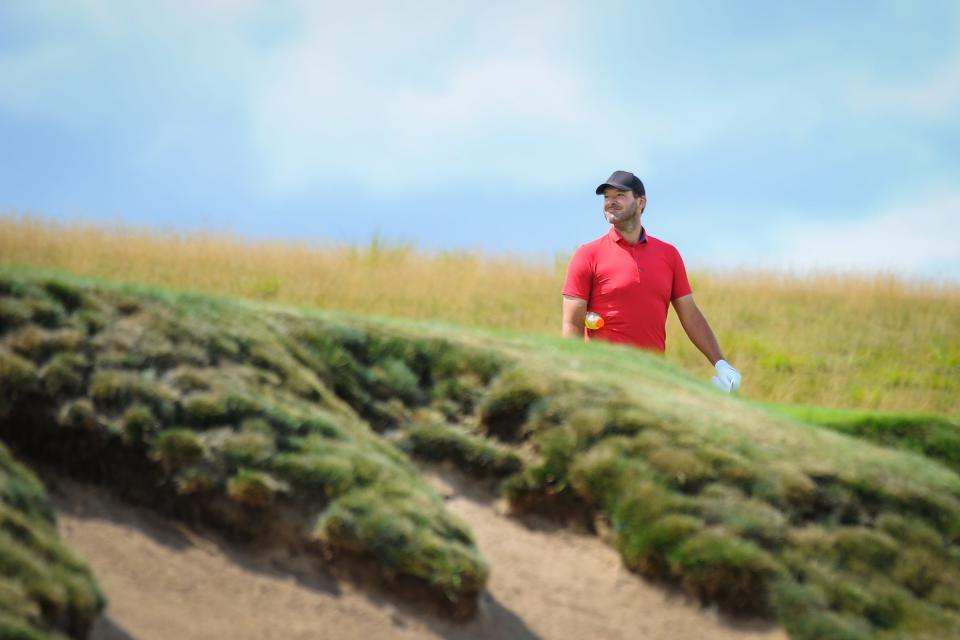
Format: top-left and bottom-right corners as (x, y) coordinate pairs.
(680, 307), (724, 365)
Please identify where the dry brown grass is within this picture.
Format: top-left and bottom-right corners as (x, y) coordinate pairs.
(3, 214), (959, 415)
(0, 214), (561, 330)
(666, 270), (960, 413)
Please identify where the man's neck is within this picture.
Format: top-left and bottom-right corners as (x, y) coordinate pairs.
(614, 219), (644, 245)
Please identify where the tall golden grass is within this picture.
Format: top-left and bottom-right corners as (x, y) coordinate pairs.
(2, 214), (958, 415)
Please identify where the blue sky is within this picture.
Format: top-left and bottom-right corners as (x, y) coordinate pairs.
(1, 1), (959, 280)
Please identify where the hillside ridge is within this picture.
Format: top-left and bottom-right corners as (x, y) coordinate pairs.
(2, 267), (960, 639)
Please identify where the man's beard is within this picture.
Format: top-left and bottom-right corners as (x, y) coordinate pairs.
(605, 202), (638, 226)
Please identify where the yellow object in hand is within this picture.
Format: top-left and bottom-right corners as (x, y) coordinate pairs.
(585, 312), (604, 330)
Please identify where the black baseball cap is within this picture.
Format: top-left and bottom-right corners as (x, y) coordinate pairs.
(595, 170), (645, 196)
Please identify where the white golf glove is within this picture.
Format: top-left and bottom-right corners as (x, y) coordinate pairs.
(711, 359), (741, 393)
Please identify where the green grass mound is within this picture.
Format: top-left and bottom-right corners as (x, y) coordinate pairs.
(0, 271), (496, 615)
(484, 349), (960, 638)
(398, 412), (522, 478)
(2, 267), (960, 638)
(0, 442), (105, 639)
(766, 403), (960, 476)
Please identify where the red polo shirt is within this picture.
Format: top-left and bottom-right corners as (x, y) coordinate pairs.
(562, 227), (692, 352)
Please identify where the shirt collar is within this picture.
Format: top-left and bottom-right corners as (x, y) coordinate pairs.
(608, 226), (647, 245)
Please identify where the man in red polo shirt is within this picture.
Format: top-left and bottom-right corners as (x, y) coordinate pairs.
(562, 170), (742, 392)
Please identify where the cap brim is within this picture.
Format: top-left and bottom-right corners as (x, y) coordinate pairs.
(595, 181), (633, 194)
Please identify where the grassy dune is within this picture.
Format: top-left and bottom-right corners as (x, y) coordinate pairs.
(2, 215), (958, 416)
(0, 269), (492, 616)
(2, 266), (960, 639)
(0, 444), (104, 639)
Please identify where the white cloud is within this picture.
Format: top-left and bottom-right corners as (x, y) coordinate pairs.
(851, 51), (960, 120)
(0, 2), (258, 125)
(245, 2), (640, 195)
(771, 192), (960, 279)
(2, 1), (637, 195)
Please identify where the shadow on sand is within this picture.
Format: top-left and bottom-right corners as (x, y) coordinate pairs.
(90, 615), (137, 640)
(45, 470), (542, 639)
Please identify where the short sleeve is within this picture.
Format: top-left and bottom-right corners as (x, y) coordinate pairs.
(670, 247), (692, 300)
(562, 245), (593, 300)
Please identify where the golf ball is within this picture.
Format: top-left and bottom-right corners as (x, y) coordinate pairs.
(584, 312), (604, 330)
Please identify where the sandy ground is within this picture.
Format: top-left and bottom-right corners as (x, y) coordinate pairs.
(51, 469), (788, 640)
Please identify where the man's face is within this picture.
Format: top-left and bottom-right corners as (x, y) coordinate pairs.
(601, 187), (644, 225)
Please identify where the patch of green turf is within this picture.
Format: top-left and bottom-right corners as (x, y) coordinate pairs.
(763, 402), (960, 475)
(399, 415), (522, 478)
(0, 442), (104, 638)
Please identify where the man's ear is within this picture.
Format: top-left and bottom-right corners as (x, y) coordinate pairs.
(638, 194), (647, 212)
